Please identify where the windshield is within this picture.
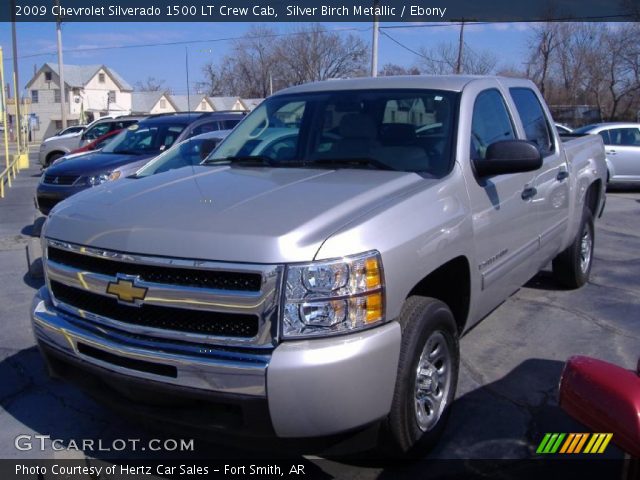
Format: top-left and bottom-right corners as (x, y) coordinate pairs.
(206, 89), (457, 175)
(136, 135), (222, 177)
(102, 122), (187, 155)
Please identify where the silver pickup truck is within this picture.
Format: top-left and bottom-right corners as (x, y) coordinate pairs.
(32, 76), (606, 454)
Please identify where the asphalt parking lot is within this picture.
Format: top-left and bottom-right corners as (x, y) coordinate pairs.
(0, 153), (638, 476)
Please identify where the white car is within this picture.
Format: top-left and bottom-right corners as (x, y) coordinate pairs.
(574, 122), (640, 184)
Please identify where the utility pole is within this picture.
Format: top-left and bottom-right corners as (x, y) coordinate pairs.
(55, 0), (67, 129)
(455, 20), (465, 74)
(10, 0), (22, 151)
(371, 2), (379, 77)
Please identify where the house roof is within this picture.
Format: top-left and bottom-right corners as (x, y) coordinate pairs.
(240, 98), (264, 110)
(131, 91), (172, 113)
(171, 94), (206, 111)
(28, 63), (133, 91)
(209, 96), (243, 111)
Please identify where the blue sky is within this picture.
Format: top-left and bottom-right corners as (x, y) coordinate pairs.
(0, 21), (532, 96)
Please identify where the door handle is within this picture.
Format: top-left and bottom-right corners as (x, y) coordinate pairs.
(556, 170), (569, 181)
(521, 187), (537, 200)
(606, 150), (617, 155)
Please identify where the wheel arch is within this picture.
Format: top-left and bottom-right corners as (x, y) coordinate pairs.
(406, 256), (471, 334)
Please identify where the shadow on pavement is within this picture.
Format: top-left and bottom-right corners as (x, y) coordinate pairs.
(330, 358), (623, 477)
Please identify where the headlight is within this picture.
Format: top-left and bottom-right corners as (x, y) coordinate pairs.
(283, 251), (385, 338)
(108, 171), (121, 181)
(84, 173), (110, 186)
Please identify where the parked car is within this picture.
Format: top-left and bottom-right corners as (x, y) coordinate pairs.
(38, 115), (145, 167)
(35, 113), (234, 214)
(117, 129), (231, 180)
(559, 355), (640, 458)
(574, 122), (640, 184)
(70, 129), (122, 154)
(32, 76), (606, 454)
(55, 125), (86, 137)
(555, 123), (573, 134)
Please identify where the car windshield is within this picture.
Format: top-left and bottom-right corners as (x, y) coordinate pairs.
(205, 89), (457, 175)
(102, 122), (187, 155)
(136, 135), (223, 177)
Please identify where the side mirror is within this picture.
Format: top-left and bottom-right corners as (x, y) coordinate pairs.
(474, 140), (542, 177)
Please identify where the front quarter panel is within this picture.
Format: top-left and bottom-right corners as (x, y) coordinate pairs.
(315, 165), (476, 324)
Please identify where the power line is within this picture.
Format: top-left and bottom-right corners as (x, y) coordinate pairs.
(379, 29), (448, 64)
(5, 25), (371, 61)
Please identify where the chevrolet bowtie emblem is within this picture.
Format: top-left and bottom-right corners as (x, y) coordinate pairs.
(106, 278), (147, 303)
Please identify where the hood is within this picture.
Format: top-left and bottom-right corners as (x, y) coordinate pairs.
(45, 166), (428, 263)
(43, 131), (81, 144)
(45, 151), (158, 176)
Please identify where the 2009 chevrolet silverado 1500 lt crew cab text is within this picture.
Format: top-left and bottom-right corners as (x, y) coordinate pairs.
(32, 76), (606, 453)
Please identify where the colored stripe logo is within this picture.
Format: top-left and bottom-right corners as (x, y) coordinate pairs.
(536, 433), (613, 454)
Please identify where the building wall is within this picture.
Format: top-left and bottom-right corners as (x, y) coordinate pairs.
(26, 66), (133, 141)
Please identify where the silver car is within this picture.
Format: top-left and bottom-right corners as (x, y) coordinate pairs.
(575, 122), (640, 184)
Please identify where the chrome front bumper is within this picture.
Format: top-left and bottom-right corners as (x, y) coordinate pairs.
(32, 287), (402, 437)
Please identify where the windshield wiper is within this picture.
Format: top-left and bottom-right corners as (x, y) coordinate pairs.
(310, 158), (396, 171)
(204, 155), (275, 166)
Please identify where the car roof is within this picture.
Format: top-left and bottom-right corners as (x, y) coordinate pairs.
(274, 75), (516, 96)
(579, 122), (640, 132)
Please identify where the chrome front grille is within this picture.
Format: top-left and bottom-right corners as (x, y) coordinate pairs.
(44, 239), (283, 348)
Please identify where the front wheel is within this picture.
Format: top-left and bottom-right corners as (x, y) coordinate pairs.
(381, 296), (459, 456)
(552, 208), (594, 289)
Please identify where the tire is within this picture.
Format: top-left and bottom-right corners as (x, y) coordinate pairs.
(46, 152), (64, 166)
(380, 296), (459, 456)
(552, 208), (594, 289)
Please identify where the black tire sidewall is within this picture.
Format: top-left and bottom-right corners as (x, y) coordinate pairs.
(572, 209), (595, 286)
(385, 297), (459, 455)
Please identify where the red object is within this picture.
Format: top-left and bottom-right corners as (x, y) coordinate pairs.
(559, 355), (640, 458)
(70, 129), (122, 154)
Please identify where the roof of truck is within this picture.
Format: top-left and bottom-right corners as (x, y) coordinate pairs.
(275, 75), (509, 95)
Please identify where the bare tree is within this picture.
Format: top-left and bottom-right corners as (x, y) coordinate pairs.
(379, 63), (421, 76)
(134, 76), (167, 92)
(275, 24), (369, 85)
(525, 23), (560, 97)
(417, 42), (497, 75)
(201, 24), (369, 97)
(524, 22), (640, 122)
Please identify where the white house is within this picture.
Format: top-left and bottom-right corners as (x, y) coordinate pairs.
(240, 98), (264, 111)
(131, 91), (177, 115)
(25, 63), (133, 141)
(171, 94), (210, 112)
(209, 96), (246, 111)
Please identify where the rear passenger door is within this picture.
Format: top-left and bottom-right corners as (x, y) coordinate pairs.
(464, 87), (539, 304)
(509, 87), (569, 264)
(603, 127), (640, 179)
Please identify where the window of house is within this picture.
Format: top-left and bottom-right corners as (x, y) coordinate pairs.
(98, 73), (106, 83)
(160, 99), (167, 109)
(471, 89), (515, 160)
(44, 71), (52, 82)
(31, 90), (38, 104)
(55, 120), (63, 130)
(54, 89), (61, 103)
(108, 91), (116, 104)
